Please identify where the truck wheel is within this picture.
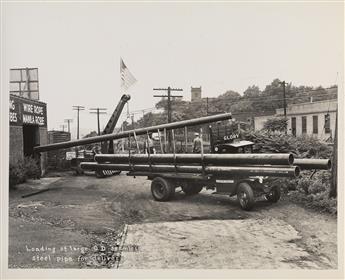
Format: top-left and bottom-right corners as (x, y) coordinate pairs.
(237, 182), (255, 211)
(151, 177), (175, 202)
(182, 184), (203, 195)
(75, 167), (84, 175)
(265, 186), (281, 203)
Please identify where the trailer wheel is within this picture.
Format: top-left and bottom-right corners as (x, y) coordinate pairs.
(237, 182), (255, 211)
(265, 186), (281, 203)
(151, 177), (175, 202)
(182, 184), (203, 195)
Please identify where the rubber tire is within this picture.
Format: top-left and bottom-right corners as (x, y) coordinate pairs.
(182, 184), (203, 195)
(265, 186), (281, 203)
(151, 177), (175, 202)
(237, 182), (255, 211)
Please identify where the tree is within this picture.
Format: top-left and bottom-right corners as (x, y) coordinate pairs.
(219, 90), (241, 100)
(243, 85), (261, 98)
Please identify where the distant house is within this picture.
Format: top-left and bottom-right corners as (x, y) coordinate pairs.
(254, 98), (337, 141)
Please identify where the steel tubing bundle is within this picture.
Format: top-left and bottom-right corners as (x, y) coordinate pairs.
(34, 113), (232, 153)
(80, 162), (300, 178)
(95, 153), (295, 166)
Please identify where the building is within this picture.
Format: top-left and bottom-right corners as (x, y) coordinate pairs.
(191, 86), (202, 102)
(9, 68), (48, 174)
(254, 98), (337, 141)
(47, 130), (71, 170)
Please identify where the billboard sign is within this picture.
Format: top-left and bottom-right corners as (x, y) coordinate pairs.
(10, 68), (39, 100)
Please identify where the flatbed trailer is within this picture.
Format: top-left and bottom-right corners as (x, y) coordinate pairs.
(82, 152), (301, 210)
(125, 170), (281, 210)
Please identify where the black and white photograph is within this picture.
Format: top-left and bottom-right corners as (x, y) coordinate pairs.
(0, 1), (344, 279)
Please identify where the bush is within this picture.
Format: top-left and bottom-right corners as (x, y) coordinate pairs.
(241, 130), (335, 214)
(263, 117), (288, 132)
(279, 171), (336, 214)
(9, 161), (26, 188)
(241, 130), (333, 159)
(9, 157), (41, 188)
(23, 156), (41, 179)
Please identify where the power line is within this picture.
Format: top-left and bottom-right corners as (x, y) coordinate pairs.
(168, 94), (337, 113)
(127, 87), (337, 126)
(129, 87), (337, 119)
(186, 87), (337, 104)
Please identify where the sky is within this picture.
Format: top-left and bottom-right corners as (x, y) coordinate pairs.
(2, 2), (344, 139)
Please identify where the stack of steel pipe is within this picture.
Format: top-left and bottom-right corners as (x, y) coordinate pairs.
(80, 153), (304, 178)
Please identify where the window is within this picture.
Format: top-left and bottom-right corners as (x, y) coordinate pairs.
(302, 116), (307, 134)
(324, 114), (331, 133)
(291, 117), (296, 136)
(313, 116), (318, 134)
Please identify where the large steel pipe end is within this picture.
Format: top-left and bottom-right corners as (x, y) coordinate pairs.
(293, 159), (332, 170)
(295, 166), (300, 177)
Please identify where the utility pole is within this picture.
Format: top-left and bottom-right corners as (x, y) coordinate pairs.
(206, 97), (209, 116)
(64, 119), (73, 133)
(153, 87), (183, 152)
(279, 81), (288, 134)
(89, 108), (107, 136)
(153, 87), (183, 124)
(330, 110), (337, 198)
(131, 114), (135, 130)
(60, 124), (67, 132)
(72, 105), (85, 139)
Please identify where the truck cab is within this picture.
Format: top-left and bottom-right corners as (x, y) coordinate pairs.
(209, 122), (254, 154)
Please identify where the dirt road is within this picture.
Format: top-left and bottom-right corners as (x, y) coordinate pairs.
(8, 172), (337, 269)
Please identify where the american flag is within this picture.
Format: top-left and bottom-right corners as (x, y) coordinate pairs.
(120, 58), (137, 92)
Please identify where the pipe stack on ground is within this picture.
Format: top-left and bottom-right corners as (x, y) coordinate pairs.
(80, 153), (304, 178)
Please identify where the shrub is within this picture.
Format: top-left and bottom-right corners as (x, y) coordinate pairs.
(9, 157), (41, 188)
(281, 171), (336, 214)
(9, 161), (26, 188)
(23, 156), (41, 179)
(263, 117), (288, 132)
(241, 130), (335, 214)
(241, 130), (333, 159)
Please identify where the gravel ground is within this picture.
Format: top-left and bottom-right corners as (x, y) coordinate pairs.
(8, 171), (337, 269)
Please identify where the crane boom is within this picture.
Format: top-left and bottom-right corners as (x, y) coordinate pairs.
(101, 94), (130, 153)
(102, 94), (130, 135)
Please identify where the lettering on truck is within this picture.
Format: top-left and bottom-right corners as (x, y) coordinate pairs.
(223, 134), (239, 141)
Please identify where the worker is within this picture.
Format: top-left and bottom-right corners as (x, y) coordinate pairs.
(145, 133), (156, 154)
(193, 132), (202, 153)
